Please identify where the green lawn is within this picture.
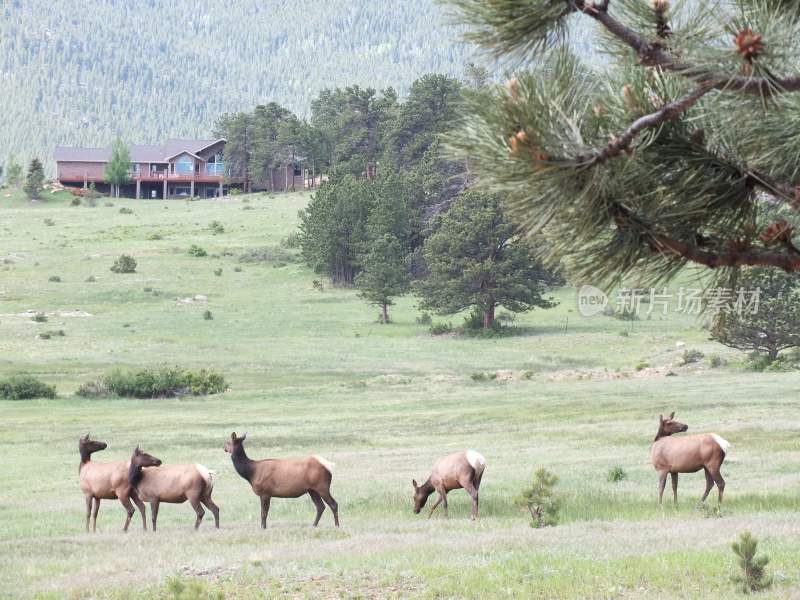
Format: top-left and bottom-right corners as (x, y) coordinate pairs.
(0, 190), (798, 599)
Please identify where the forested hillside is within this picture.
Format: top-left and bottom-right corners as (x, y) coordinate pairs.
(0, 0), (473, 171)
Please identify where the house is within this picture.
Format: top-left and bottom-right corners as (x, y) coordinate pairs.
(54, 139), (227, 199)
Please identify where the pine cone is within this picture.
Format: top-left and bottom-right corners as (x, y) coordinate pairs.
(506, 77), (519, 103)
(508, 130), (529, 156)
(735, 28), (764, 62)
(759, 220), (793, 246)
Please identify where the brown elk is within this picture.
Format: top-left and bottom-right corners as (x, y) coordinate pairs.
(413, 450), (486, 520)
(78, 433), (147, 532)
(651, 412), (730, 504)
(223, 432), (339, 528)
(127, 447), (219, 531)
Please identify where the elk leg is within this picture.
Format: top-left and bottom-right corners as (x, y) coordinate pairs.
(463, 481), (480, 520)
(710, 469), (725, 504)
(701, 468), (714, 502)
(131, 492), (147, 530)
(260, 495), (271, 529)
(201, 497), (220, 529)
(151, 500), (160, 532)
(191, 499), (205, 530)
(320, 491), (339, 528)
(657, 472), (668, 504)
(91, 497), (101, 532)
(670, 473), (679, 505)
(119, 493), (136, 532)
(427, 495), (443, 518)
(308, 490), (325, 527)
(84, 496), (93, 533)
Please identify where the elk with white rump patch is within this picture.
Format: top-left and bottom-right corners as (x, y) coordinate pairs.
(651, 412), (730, 504)
(223, 432), (339, 528)
(413, 450), (486, 519)
(127, 447), (219, 531)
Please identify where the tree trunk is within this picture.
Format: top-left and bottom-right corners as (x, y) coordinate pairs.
(381, 303), (389, 324)
(483, 303), (495, 330)
(768, 345), (779, 361)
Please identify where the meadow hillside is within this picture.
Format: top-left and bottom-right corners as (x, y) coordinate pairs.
(0, 191), (799, 598)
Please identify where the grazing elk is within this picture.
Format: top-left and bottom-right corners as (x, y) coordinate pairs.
(651, 412), (730, 505)
(78, 433), (147, 532)
(223, 432), (339, 528)
(413, 450), (486, 520)
(127, 447), (219, 531)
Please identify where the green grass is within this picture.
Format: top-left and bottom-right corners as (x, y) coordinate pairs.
(1, 188), (799, 598)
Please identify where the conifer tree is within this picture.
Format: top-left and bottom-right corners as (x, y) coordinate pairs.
(355, 234), (411, 323)
(6, 154), (22, 187)
(446, 0), (800, 287)
(104, 139), (131, 198)
(23, 158), (45, 200)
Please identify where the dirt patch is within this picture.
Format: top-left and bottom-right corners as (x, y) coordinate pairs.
(177, 294), (209, 305)
(16, 309), (93, 318)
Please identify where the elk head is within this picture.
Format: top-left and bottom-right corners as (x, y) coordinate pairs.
(131, 445), (162, 468)
(657, 412), (689, 439)
(79, 433), (107, 457)
(412, 479), (431, 514)
(223, 431), (246, 453)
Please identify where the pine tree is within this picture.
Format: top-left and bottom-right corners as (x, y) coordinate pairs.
(731, 531), (772, 594)
(6, 154), (22, 187)
(23, 158), (45, 200)
(104, 139), (131, 198)
(446, 0), (800, 288)
(355, 234), (411, 324)
(414, 189), (557, 329)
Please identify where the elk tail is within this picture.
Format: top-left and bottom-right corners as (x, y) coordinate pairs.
(710, 434), (730, 457)
(313, 455), (335, 474)
(466, 450), (486, 483)
(196, 463), (216, 494)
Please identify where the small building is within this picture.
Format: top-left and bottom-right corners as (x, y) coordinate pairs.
(54, 139), (227, 199)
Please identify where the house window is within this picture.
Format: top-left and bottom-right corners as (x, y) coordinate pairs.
(207, 151), (224, 176)
(174, 155), (193, 175)
(293, 165), (302, 177)
(173, 185), (191, 197)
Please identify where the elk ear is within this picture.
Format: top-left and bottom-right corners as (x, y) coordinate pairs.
(83, 433), (90, 441)
(412, 479), (418, 490)
(241, 432), (247, 441)
(134, 445), (141, 454)
(669, 411), (675, 419)
(231, 432), (237, 441)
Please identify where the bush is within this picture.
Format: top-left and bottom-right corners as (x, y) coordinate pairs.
(635, 361), (650, 371)
(607, 465), (627, 483)
(497, 310), (517, 323)
(281, 232), (301, 249)
(233, 266), (242, 272)
(38, 330), (65, 340)
(119, 207), (134, 214)
(470, 371), (497, 382)
(164, 576), (223, 600)
(731, 531), (772, 594)
(85, 275), (96, 283)
(707, 353), (726, 369)
(110, 254), (137, 273)
(517, 468), (560, 528)
(31, 312), (48, 323)
(238, 246), (293, 264)
(43, 218), (55, 226)
(188, 244), (208, 257)
(202, 310), (213, 320)
(312, 280), (324, 292)
(416, 312), (432, 325)
(213, 268), (223, 277)
(146, 231), (164, 241)
(0, 374), (56, 399)
(682, 349), (705, 365)
(48, 275), (61, 282)
(71, 198), (82, 206)
(208, 220), (225, 235)
(77, 367), (228, 399)
(429, 321), (453, 335)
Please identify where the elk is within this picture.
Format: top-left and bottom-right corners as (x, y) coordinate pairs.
(78, 433), (147, 532)
(223, 432), (339, 528)
(127, 447), (219, 531)
(651, 412), (730, 504)
(412, 450), (486, 520)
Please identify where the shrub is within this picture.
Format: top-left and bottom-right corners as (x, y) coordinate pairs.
(85, 275), (96, 283)
(682, 349), (705, 365)
(470, 371), (497, 382)
(429, 321), (453, 335)
(497, 310), (517, 323)
(731, 531), (772, 594)
(110, 254), (137, 273)
(38, 330), (65, 340)
(635, 361), (650, 372)
(0, 374), (56, 399)
(312, 279), (324, 292)
(119, 207), (134, 214)
(233, 266), (242, 272)
(71, 198), (82, 206)
(146, 231), (164, 241)
(238, 246), (293, 264)
(208, 220), (225, 235)
(48, 275), (61, 282)
(105, 202), (115, 207)
(213, 268), (223, 277)
(517, 468), (560, 528)
(78, 367), (228, 399)
(164, 576), (223, 600)
(281, 232), (301, 249)
(416, 312), (432, 325)
(43, 218), (55, 226)
(202, 310), (213, 320)
(188, 244), (208, 257)
(607, 465), (627, 483)
(31, 312), (48, 323)
(707, 353), (726, 369)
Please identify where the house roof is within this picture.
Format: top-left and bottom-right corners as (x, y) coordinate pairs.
(55, 139), (225, 163)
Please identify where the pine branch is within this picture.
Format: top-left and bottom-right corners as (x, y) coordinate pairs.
(576, 1), (800, 95)
(583, 83), (715, 166)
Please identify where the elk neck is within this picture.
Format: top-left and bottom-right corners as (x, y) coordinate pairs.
(231, 444), (254, 483)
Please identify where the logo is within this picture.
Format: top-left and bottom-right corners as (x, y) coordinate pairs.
(577, 285), (608, 317)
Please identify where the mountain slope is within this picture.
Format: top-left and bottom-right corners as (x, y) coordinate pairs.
(0, 0), (473, 170)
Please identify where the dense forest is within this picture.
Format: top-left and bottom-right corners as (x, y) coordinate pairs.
(0, 0), (474, 172)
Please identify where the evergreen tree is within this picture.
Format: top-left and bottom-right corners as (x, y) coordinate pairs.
(731, 531), (772, 594)
(712, 268), (800, 361)
(104, 139), (131, 198)
(23, 158), (45, 200)
(415, 189), (557, 329)
(355, 234), (411, 324)
(446, 0), (800, 287)
(6, 154), (22, 187)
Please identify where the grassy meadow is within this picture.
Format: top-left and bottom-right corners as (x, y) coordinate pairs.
(0, 189), (799, 599)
